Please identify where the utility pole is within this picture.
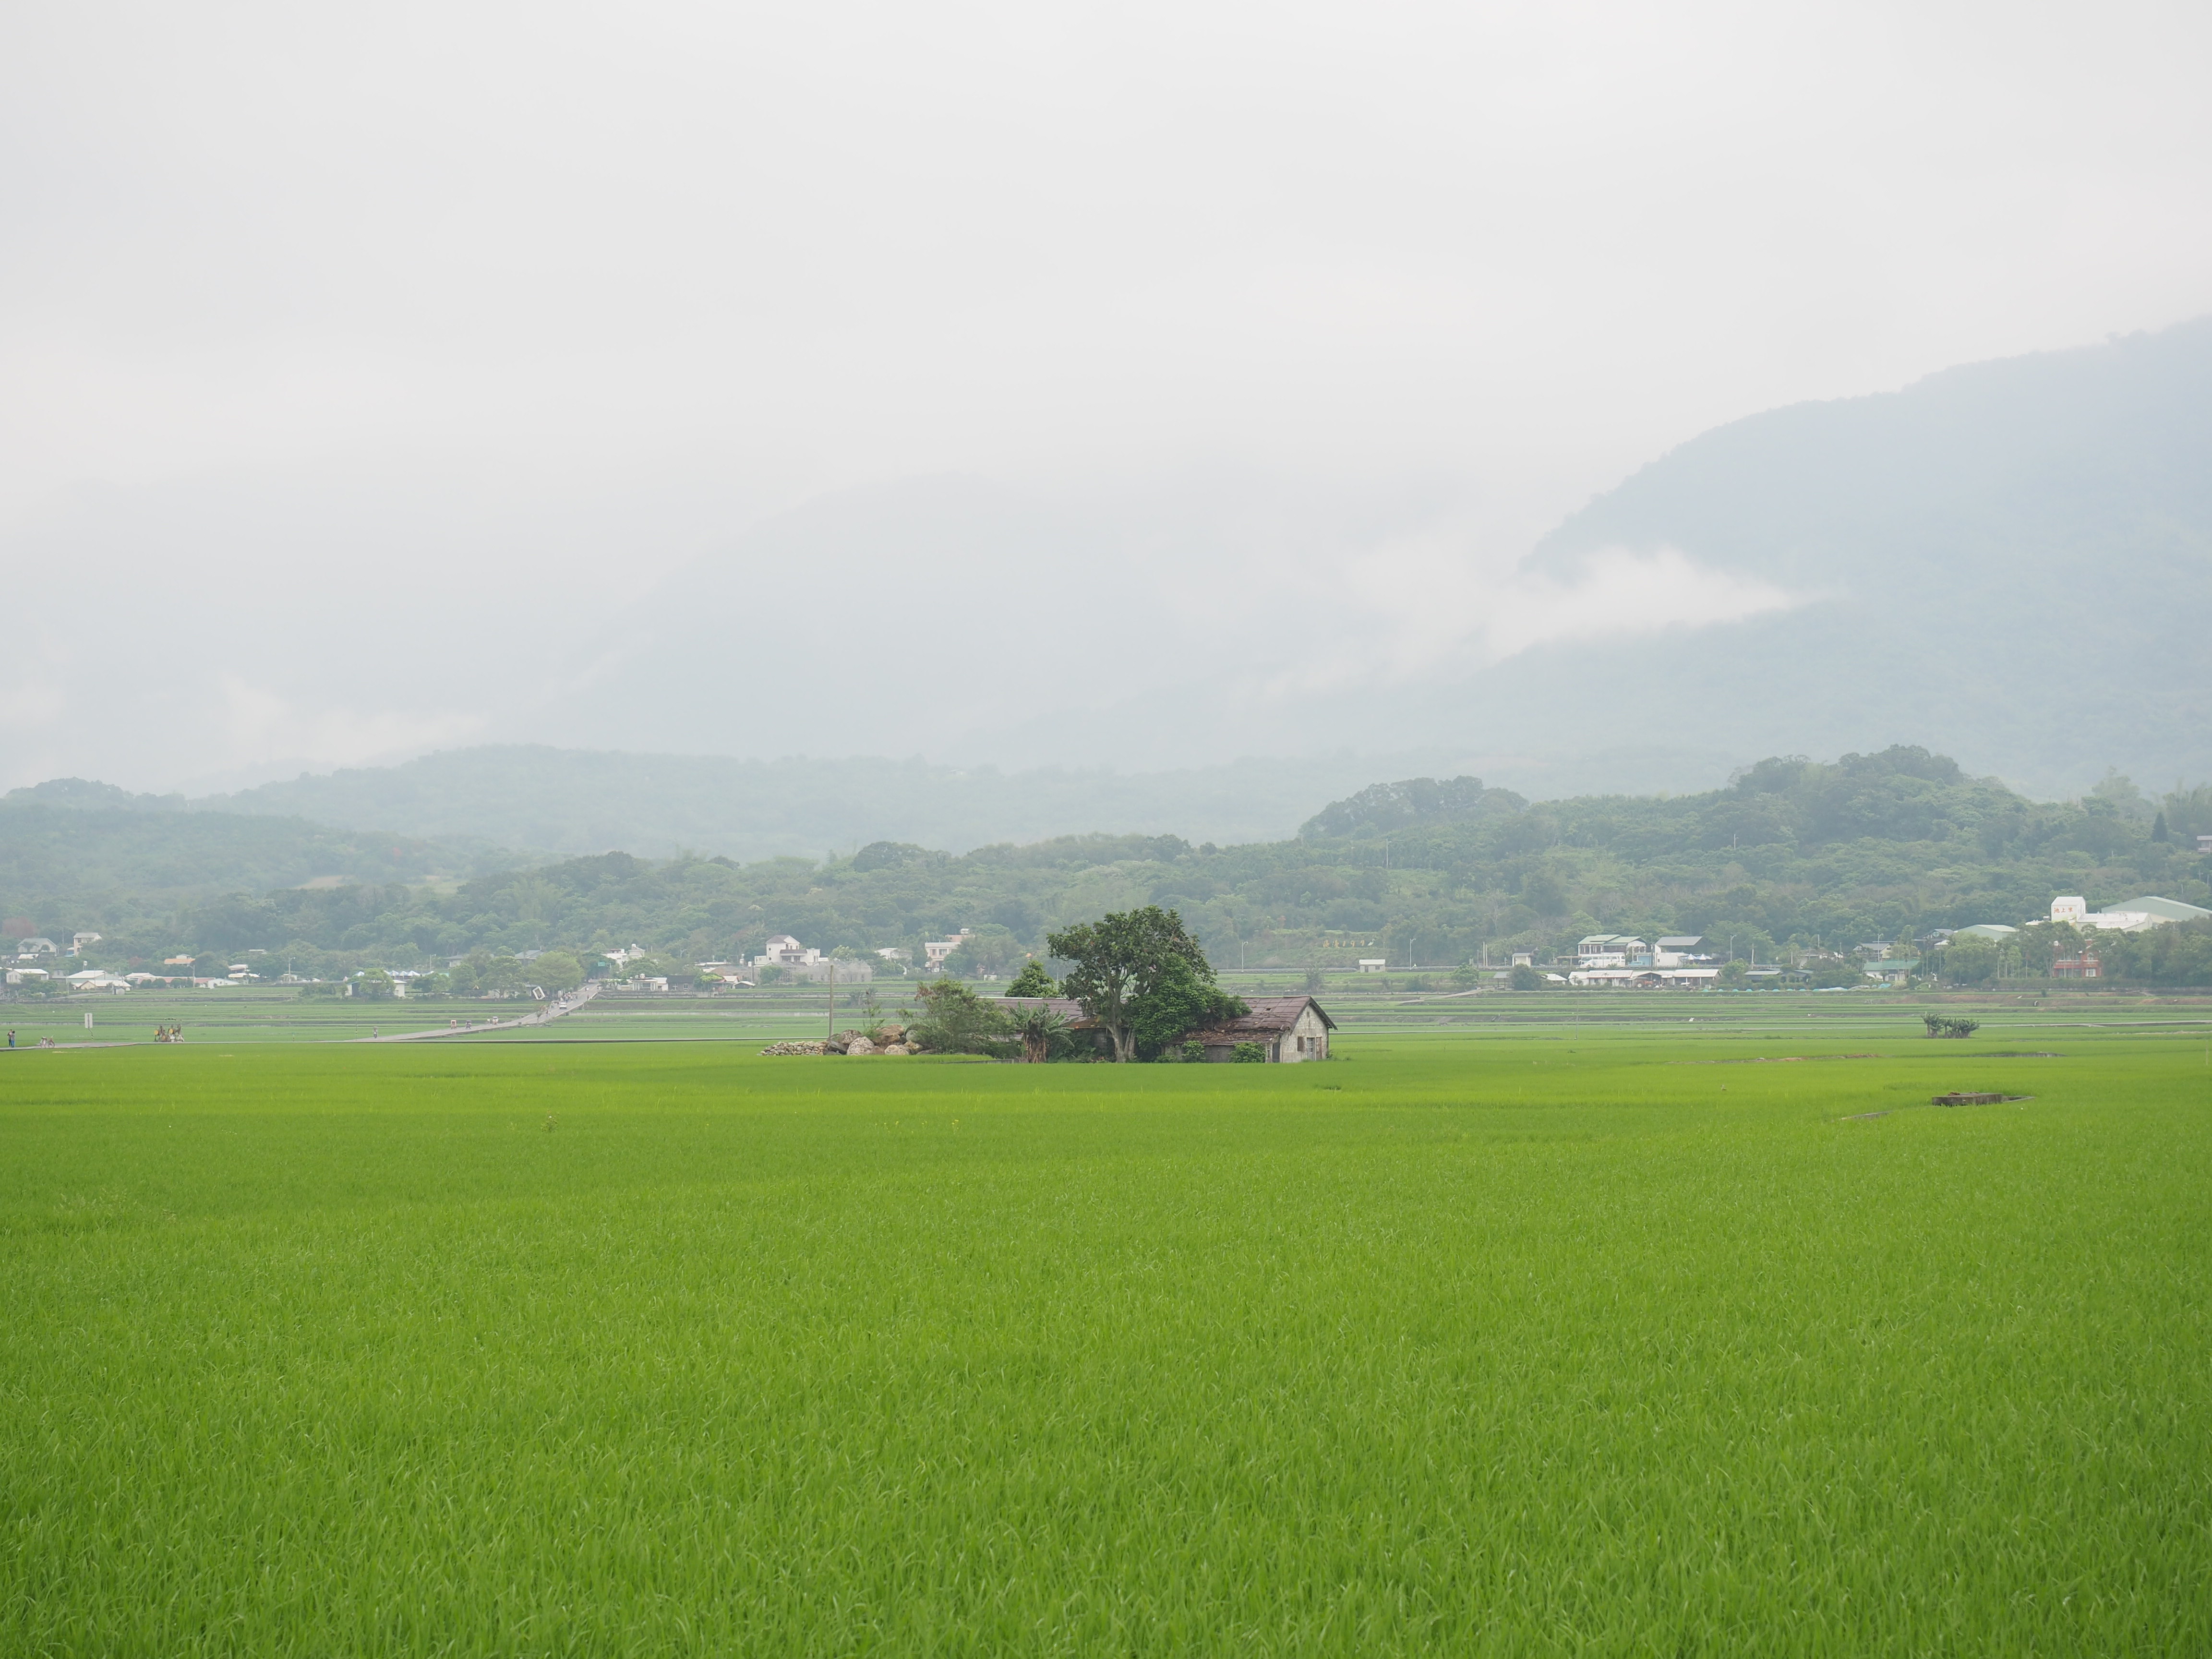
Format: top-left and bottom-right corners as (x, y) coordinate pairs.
(825, 959), (836, 1046)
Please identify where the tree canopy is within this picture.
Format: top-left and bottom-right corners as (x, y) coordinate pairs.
(1003, 960), (1059, 998)
(1047, 906), (1244, 1062)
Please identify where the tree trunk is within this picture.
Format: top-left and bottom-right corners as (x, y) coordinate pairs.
(1109, 1024), (1135, 1063)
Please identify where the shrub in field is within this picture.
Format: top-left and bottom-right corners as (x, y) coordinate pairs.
(1180, 1040), (1206, 1063)
(910, 978), (1018, 1057)
(1923, 1013), (1981, 1038)
(1232, 1041), (1265, 1062)
(1509, 963), (1544, 991)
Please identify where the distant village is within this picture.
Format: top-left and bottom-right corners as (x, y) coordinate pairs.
(8, 892), (2209, 999)
(1555, 890), (2209, 988)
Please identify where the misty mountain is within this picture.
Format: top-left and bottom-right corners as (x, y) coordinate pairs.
(530, 321), (2211, 800)
(190, 745), (1505, 863)
(1462, 318), (2212, 795)
(0, 792), (515, 937)
(5, 325), (2204, 815)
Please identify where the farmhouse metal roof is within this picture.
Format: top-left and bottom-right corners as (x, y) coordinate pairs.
(998, 993), (1335, 1041)
(1183, 996), (1336, 1042)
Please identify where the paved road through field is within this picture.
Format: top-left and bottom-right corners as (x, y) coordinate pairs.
(368, 979), (603, 1041)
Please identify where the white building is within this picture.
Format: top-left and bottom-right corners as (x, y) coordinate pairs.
(2050, 895), (2205, 933)
(1357, 959), (1388, 973)
(1568, 966), (1720, 988)
(1576, 935), (1651, 968)
(753, 935), (871, 983)
(753, 934), (821, 971)
(923, 930), (974, 973)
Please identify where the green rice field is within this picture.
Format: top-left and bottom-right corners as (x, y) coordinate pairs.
(4, 1003), (2210, 1653)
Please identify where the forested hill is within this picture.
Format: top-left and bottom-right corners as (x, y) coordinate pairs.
(1424, 318), (2212, 798)
(13, 746), (2210, 983)
(0, 782), (518, 928)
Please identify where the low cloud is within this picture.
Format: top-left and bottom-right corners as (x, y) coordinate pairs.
(211, 677), (489, 782)
(1233, 539), (1807, 705)
(1478, 544), (1807, 660)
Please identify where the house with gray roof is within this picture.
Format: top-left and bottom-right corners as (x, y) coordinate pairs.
(1001, 993), (1336, 1062)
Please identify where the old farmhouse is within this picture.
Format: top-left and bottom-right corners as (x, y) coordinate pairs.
(1005, 994), (1335, 1062)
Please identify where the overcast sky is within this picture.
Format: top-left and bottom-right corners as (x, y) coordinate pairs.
(4, 0), (2209, 791)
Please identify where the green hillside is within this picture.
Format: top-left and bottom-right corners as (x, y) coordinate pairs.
(12, 746), (2207, 986)
(0, 782), (518, 946)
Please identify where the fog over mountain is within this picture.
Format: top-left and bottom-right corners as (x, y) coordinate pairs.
(526, 320), (2212, 802)
(11, 319), (2211, 835)
(4, 0), (2208, 805)
(176, 744), (1740, 863)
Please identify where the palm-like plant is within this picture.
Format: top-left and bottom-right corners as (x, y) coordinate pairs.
(1007, 1001), (1069, 1065)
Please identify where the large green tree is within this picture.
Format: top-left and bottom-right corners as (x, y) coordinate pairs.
(1128, 953), (1246, 1061)
(1046, 906), (1241, 1063)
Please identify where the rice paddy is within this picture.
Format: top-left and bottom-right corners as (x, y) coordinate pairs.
(3, 1009), (2209, 1653)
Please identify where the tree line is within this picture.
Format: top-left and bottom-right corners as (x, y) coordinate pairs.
(10, 746), (2211, 987)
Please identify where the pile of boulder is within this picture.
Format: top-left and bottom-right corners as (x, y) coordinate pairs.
(760, 1025), (920, 1057)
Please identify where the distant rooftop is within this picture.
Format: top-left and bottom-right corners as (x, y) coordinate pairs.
(2102, 896), (2211, 923)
